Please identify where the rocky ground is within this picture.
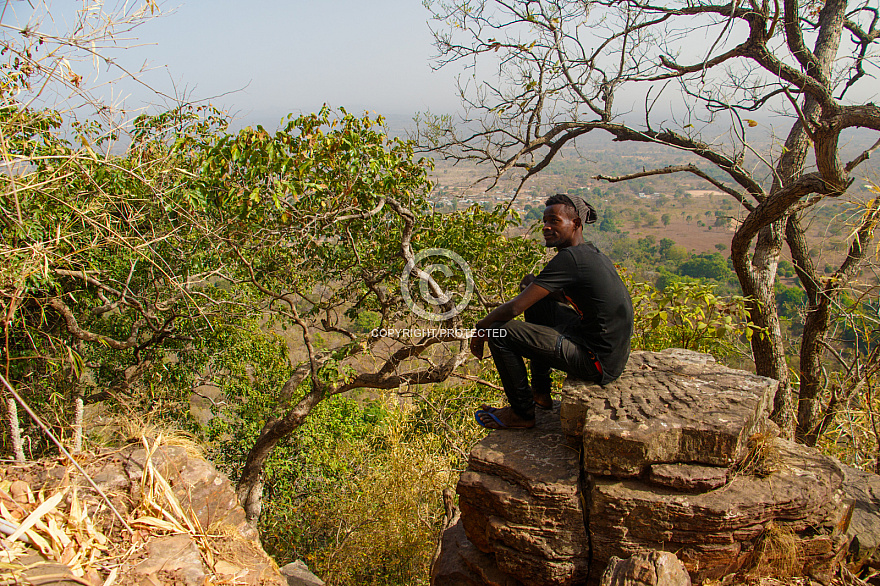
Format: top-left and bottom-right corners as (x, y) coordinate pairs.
(0, 435), (322, 586)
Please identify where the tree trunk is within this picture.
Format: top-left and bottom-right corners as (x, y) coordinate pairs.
(791, 201), (880, 444)
(734, 221), (795, 436)
(236, 386), (325, 523)
(786, 213), (826, 444)
(73, 393), (84, 454)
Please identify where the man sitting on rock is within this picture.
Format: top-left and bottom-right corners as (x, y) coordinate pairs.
(470, 194), (633, 429)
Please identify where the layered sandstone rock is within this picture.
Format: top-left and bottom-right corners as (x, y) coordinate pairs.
(433, 349), (877, 586)
(456, 406), (589, 585)
(431, 518), (523, 586)
(561, 349), (776, 476)
(589, 439), (849, 582)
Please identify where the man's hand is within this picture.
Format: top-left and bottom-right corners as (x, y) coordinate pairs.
(469, 334), (486, 360)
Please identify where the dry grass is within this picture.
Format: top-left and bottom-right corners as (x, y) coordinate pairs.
(0, 433), (267, 586)
(97, 414), (206, 461)
(745, 523), (802, 580)
(701, 577), (814, 585)
(818, 390), (880, 472)
(734, 427), (782, 478)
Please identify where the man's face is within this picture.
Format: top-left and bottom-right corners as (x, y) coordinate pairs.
(542, 204), (581, 248)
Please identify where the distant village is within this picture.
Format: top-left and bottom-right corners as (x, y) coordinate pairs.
(427, 183), (724, 212)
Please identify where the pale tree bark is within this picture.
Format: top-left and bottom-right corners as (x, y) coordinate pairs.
(72, 392), (84, 454)
(5, 396), (25, 462)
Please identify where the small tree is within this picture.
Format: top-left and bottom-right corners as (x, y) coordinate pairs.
(1, 101), (545, 520)
(189, 109), (544, 519)
(0, 4), (548, 527)
(424, 0), (880, 441)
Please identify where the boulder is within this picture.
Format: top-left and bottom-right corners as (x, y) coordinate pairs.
(561, 349), (776, 476)
(841, 464), (880, 573)
(134, 534), (207, 586)
(599, 551), (691, 586)
(589, 439), (850, 583)
(457, 405), (589, 585)
(280, 560), (326, 586)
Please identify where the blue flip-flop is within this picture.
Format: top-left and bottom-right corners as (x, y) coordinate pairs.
(475, 409), (508, 429)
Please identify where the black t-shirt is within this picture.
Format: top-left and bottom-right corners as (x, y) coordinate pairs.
(533, 242), (633, 384)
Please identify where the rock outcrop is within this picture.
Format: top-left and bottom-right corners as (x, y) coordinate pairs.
(457, 406), (587, 584)
(0, 440), (288, 585)
(433, 349), (880, 585)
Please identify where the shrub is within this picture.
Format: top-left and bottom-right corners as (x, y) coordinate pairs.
(629, 279), (756, 360)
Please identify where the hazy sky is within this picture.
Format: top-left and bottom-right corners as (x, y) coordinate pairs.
(22, 1), (878, 137)
(83, 1), (465, 127)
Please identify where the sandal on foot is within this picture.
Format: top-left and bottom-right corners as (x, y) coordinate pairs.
(475, 409), (508, 429)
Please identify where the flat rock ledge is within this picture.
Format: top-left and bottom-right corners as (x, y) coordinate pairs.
(432, 349), (877, 586)
(561, 349), (777, 476)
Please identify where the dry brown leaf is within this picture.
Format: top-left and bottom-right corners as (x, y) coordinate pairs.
(22, 526), (53, 556)
(8, 480), (32, 505)
(86, 519), (110, 550)
(0, 500), (20, 525)
(60, 541), (77, 564)
(0, 481), (17, 515)
(89, 541), (101, 564)
(81, 513), (108, 547)
(131, 515), (186, 533)
(0, 540), (27, 563)
(0, 491), (25, 521)
(69, 486), (85, 526)
(102, 566), (119, 586)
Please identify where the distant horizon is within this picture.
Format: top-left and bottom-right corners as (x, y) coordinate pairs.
(6, 0), (877, 157)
